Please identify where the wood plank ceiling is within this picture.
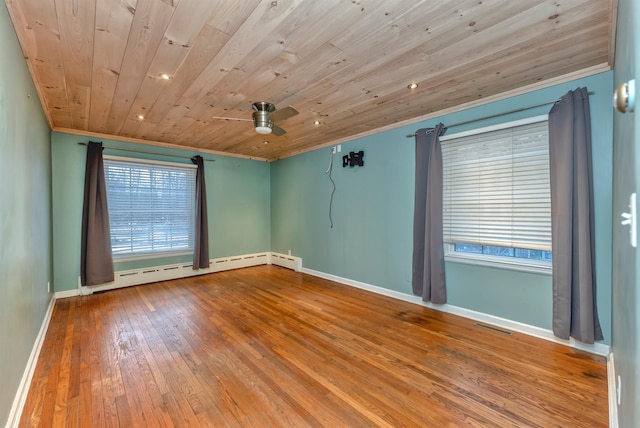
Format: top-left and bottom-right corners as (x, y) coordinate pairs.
(5, 0), (616, 161)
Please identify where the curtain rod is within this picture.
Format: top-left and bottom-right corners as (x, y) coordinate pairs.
(405, 91), (595, 138)
(77, 142), (216, 162)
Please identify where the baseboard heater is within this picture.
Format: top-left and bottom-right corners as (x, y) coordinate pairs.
(78, 252), (301, 295)
(270, 253), (302, 271)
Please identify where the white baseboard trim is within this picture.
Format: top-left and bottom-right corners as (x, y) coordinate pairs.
(301, 267), (611, 357)
(5, 295), (56, 428)
(54, 288), (80, 300)
(608, 353), (619, 428)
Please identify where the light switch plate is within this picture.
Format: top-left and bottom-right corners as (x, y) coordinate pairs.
(620, 193), (636, 248)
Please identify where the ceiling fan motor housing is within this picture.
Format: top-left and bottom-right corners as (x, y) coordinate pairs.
(252, 102), (275, 134)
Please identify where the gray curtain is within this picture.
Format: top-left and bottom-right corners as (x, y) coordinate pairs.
(548, 87), (603, 343)
(191, 156), (210, 269)
(81, 141), (114, 286)
(412, 124), (447, 304)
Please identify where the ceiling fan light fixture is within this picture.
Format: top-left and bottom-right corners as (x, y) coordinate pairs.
(252, 102), (275, 134)
(255, 125), (272, 134)
(212, 101), (297, 136)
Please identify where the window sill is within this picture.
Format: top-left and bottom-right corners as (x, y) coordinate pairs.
(444, 253), (552, 275)
(112, 250), (192, 262)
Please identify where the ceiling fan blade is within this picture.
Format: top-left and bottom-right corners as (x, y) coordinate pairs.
(211, 116), (253, 122)
(269, 106), (298, 123)
(272, 124), (287, 136)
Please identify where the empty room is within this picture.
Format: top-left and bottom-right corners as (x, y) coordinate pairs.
(1, 0), (639, 426)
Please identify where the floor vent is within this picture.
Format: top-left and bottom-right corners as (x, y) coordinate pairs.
(474, 322), (513, 335)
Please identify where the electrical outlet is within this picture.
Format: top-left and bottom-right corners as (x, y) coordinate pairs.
(47, 281), (50, 293)
(331, 146), (336, 154)
(288, 249), (291, 256)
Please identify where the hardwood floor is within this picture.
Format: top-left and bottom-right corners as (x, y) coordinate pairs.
(20, 265), (608, 427)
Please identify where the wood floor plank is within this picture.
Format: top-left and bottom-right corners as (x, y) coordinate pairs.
(19, 265), (608, 427)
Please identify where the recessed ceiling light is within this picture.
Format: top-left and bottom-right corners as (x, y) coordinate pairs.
(263, 141), (269, 145)
(408, 82), (418, 90)
(160, 73), (172, 80)
(137, 114), (145, 120)
(313, 120), (321, 125)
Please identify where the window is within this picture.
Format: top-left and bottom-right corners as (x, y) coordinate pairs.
(440, 116), (552, 273)
(103, 156), (197, 260)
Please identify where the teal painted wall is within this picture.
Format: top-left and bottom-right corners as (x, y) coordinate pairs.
(51, 132), (271, 292)
(272, 72), (613, 345)
(612, 0), (640, 424)
(0, 3), (53, 426)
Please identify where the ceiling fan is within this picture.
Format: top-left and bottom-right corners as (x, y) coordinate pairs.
(212, 101), (299, 136)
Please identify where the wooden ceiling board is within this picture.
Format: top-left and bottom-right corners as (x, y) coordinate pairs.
(53, 0), (95, 130)
(136, 24), (231, 134)
(105, 0), (177, 134)
(5, 0), (616, 161)
(136, 4), (291, 142)
(6, 0), (71, 127)
(89, 0), (137, 134)
(117, 0), (223, 136)
(177, 0), (305, 105)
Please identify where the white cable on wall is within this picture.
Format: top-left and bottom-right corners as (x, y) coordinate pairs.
(325, 148), (336, 228)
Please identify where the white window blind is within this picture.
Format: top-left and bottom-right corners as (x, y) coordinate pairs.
(103, 157), (196, 259)
(441, 117), (551, 252)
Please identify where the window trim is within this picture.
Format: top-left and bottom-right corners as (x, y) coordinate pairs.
(110, 249), (193, 262)
(440, 115), (552, 274)
(103, 155), (197, 261)
(439, 115), (548, 142)
(103, 155), (198, 169)
(444, 243), (552, 275)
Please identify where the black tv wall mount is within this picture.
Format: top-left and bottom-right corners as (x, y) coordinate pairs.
(343, 151), (364, 167)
